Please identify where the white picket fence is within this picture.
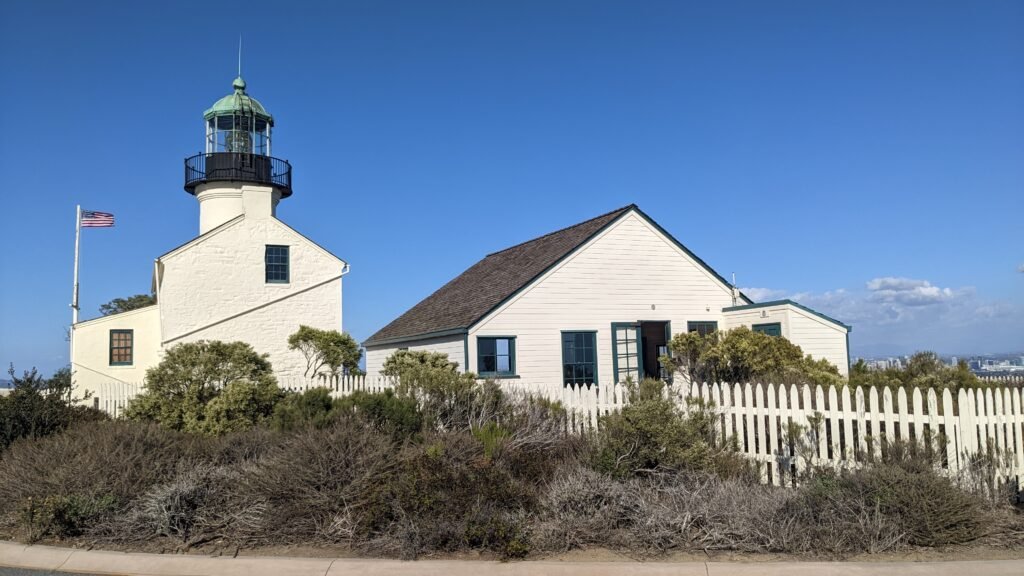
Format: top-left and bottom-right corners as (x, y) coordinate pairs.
(88, 375), (1024, 489)
(522, 379), (1024, 488)
(978, 374), (1024, 386)
(88, 374), (394, 418)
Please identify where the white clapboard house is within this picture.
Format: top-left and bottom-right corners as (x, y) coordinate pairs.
(71, 76), (347, 398)
(364, 205), (850, 386)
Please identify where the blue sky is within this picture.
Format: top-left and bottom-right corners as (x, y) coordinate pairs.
(1, 1), (1021, 376)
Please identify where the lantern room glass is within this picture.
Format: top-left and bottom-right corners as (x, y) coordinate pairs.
(205, 115), (271, 156)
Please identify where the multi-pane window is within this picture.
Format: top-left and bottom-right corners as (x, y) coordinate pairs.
(562, 331), (597, 387)
(265, 245), (290, 283)
(752, 322), (782, 337)
(612, 324), (640, 384)
(478, 337), (516, 376)
(687, 321), (718, 337)
(109, 330), (133, 366)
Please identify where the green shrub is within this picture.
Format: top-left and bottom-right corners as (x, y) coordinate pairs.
(124, 340), (278, 434)
(595, 379), (752, 479)
(337, 389), (423, 441)
(463, 511), (531, 559)
(271, 388), (423, 439)
(665, 327), (843, 386)
(270, 388), (338, 432)
(472, 422), (510, 461)
(200, 378), (283, 435)
(0, 366), (107, 451)
(849, 352), (985, 393)
(287, 325), (362, 377)
(381, 349), (460, 378)
(21, 494), (118, 541)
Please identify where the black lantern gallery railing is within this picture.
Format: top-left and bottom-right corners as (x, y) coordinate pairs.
(184, 152), (292, 197)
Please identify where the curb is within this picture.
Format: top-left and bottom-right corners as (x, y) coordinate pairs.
(2, 541), (1024, 576)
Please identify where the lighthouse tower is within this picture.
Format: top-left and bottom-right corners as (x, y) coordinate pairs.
(184, 76), (292, 234)
(71, 72), (345, 404)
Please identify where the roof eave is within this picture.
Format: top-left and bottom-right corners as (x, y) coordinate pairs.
(723, 299), (852, 331)
(363, 327), (469, 348)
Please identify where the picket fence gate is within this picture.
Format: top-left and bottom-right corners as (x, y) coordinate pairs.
(88, 375), (1024, 489)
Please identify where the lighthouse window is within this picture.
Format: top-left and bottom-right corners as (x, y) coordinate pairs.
(265, 245), (290, 283)
(109, 330), (133, 366)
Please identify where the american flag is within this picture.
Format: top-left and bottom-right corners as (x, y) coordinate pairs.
(81, 210), (115, 228)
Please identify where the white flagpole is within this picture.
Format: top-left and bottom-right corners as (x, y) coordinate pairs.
(70, 205), (81, 389)
(72, 205), (81, 324)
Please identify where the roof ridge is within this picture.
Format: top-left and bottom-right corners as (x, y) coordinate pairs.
(486, 204), (635, 257)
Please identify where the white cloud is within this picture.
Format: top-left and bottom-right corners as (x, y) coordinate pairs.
(865, 276), (963, 307)
(739, 287), (788, 302)
(1018, 264), (1024, 273)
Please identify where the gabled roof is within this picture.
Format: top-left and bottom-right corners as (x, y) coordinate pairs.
(73, 303), (159, 328)
(723, 299), (852, 332)
(157, 215), (245, 261)
(364, 204), (748, 347)
(156, 215), (346, 266)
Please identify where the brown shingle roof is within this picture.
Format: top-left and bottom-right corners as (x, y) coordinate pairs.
(364, 205), (636, 346)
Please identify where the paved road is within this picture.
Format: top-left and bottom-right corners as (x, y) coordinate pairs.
(0, 565), (100, 569)
(4, 541), (1024, 576)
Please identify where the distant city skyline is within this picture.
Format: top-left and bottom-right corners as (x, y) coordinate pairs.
(1, 1), (1022, 375)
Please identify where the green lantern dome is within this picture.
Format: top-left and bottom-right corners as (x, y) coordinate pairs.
(185, 73), (290, 199)
(203, 76), (274, 125)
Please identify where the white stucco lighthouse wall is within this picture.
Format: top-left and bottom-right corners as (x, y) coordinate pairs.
(157, 210), (346, 379)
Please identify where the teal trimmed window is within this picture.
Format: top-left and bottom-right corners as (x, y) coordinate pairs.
(265, 245), (289, 283)
(611, 323), (641, 384)
(752, 322), (782, 337)
(109, 329), (133, 366)
(687, 321), (718, 337)
(562, 331), (597, 387)
(478, 336), (516, 377)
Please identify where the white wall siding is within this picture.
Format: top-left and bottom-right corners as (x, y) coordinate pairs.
(722, 306), (790, 337)
(786, 307), (850, 376)
(469, 212), (737, 392)
(365, 333), (467, 378)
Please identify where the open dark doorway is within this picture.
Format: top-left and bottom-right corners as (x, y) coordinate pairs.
(640, 321), (670, 380)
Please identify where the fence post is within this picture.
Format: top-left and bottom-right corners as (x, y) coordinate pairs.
(881, 387), (895, 452)
(942, 389), (957, 475)
(1011, 388), (1024, 485)
(855, 386), (868, 462)
(813, 385), (826, 463)
(753, 383), (767, 482)
(909, 387), (923, 447)
(993, 388), (1006, 457)
(897, 387), (910, 443)
(766, 383), (781, 485)
(742, 383), (755, 463)
(868, 386), (881, 462)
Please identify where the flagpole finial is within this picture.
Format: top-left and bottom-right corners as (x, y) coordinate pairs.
(238, 35), (242, 77)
